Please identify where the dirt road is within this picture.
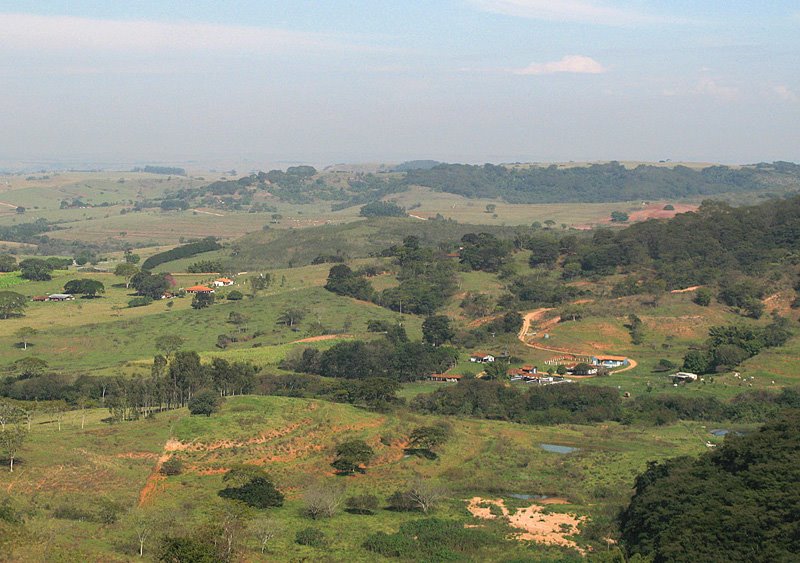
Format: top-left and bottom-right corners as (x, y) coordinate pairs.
(518, 308), (636, 374)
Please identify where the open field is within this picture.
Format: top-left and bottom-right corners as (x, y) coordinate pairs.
(0, 394), (716, 561)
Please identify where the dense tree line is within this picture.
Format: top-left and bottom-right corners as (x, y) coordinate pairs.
(571, 196), (800, 289)
(411, 378), (800, 426)
(403, 161), (800, 204)
(132, 165), (186, 175)
(619, 409), (800, 562)
(359, 201), (407, 217)
(325, 236), (457, 315)
(141, 237), (221, 271)
(682, 317), (792, 374)
(282, 336), (459, 383)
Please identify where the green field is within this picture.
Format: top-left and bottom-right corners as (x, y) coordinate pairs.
(0, 394), (716, 561)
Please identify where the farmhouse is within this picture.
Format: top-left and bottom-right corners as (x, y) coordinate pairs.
(32, 295), (48, 302)
(469, 352), (495, 363)
(213, 278), (234, 287)
(429, 373), (463, 382)
(185, 285), (215, 294)
(47, 294), (74, 301)
(593, 355), (628, 368)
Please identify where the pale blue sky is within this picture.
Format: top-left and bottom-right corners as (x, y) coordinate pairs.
(0, 1), (798, 166)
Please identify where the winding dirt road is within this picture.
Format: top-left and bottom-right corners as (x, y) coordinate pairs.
(518, 309), (637, 374)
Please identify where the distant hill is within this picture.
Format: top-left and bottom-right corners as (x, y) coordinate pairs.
(224, 217), (520, 269)
(403, 161), (800, 204)
(392, 160), (442, 172)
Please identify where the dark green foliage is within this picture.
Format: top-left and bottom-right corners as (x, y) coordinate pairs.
(331, 439), (374, 474)
(627, 314), (645, 345)
(188, 390), (222, 416)
(0, 255), (18, 272)
(158, 536), (218, 563)
(663, 204), (675, 210)
(219, 468), (284, 508)
(127, 296), (153, 308)
(0, 497), (22, 524)
(718, 279), (765, 318)
(324, 264), (374, 301)
(413, 379), (622, 424)
(191, 292), (214, 309)
(160, 457), (183, 476)
(404, 161), (799, 204)
(63, 279), (104, 297)
(692, 288), (712, 306)
(683, 319), (792, 374)
(134, 165), (186, 175)
(459, 232), (513, 272)
(422, 315), (453, 346)
(653, 359), (678, 373)
(619, 411), (800, 562)
(226, 290), (243, 300)
(363, 518), (499, 559)
(346, 494), (379, 515)
(408, 423), (451, 458)
(610, 211), (629, 222)
(295, 527), (326, 548)
(19, 258), (53, 281)
(131, 272), (172, 299)
(141, 238), (221, 271)
(0, 292), (27, 319)
(303, 339), (458, 382)
(0, 219), (51, 245)
(359, 201), (407, 217)
(187, 260), (222, 273)
(508, 275), (579, 306)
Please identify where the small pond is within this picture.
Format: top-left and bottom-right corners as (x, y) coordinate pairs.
(710, 429), (746, 437)
(509, 494), (551, 501)
(540, 443), (578, 454)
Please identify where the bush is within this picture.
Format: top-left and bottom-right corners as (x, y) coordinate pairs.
(303, 483), (345, 519)
(226, 290), (243, 300)
(160, 457), (183, 476)
(693, 288), (712, 306)
(219, 467), (284, 509)
(128, 296), (154, 308)
(295, 527), (326, 548)
(158, 536), (218, 563)
(188, 390), (222, 416)
(345, 494), (379, 515)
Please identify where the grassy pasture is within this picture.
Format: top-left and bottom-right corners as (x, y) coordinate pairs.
(0, 394), (714, 561)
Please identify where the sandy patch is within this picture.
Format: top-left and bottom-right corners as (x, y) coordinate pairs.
(290, 334), (353, 344)
(466, 497), (585, 552)
(670, 285), (701, 294)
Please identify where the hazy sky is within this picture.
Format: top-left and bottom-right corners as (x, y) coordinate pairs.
(1, 1), (798, 166)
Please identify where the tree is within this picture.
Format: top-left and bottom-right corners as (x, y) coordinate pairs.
(188, 390), (222, 416)
(130, 509), (161, 557)
(249, 274), (272, 297)
(14, 326), (37, 350)
(226, 290), (243, 301)
(408, 424), (451, 457)
(610, 211), (629, 222)
(0, 254), (18, 272)
(0, 401), (21, 432)
(0, 425), (26, 472)
(303, 481), (346, 519)
(0, 291), (26, 319)
(406, 477), (447, 514)
(485, 203), (496, 214)
(483, 359), (510, 380)
(19, 258), (53, 281)
(250, 518), (282, 555)
(331, 439), (374, 474)
(219, 467), (284, 508)
(422, 315), (453, 346)
(124, 249), (140, 264)
(277, 307), (305, 327)
(114, 263), (140, 288)
(130, 272), (171, 299)
(64, 279), (105, 297)
(155, 334), (184, 357)
(191, 292), (215, 309)
(692, 288), (712, 306)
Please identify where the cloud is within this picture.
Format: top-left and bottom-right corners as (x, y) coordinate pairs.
(470, 0), (667, 26)
(695, 78), (738, 101)
(513, 55), (606, 75)
(773, 85), (799, 102)
(0, 13), (375, 55)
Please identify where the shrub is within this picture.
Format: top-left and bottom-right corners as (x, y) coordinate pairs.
(663, 204), (675, 210)
(160, 457), (183, 476)
(303, 482), (345, 519)
(128, 296), (153, 308)
(219, 467), (284, 509)
(158, 536), (218, 563)
(693, 288), (712, 306)
(227, 290), (243, 300)
(188, 390), (222, 416)
(295, 527), (326, 548)
(345, 494), (379, 515)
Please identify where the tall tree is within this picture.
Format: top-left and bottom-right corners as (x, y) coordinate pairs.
(14, 326), (37, 350)
(0, 425), (27, 472)
(0, 291), (26, 319)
